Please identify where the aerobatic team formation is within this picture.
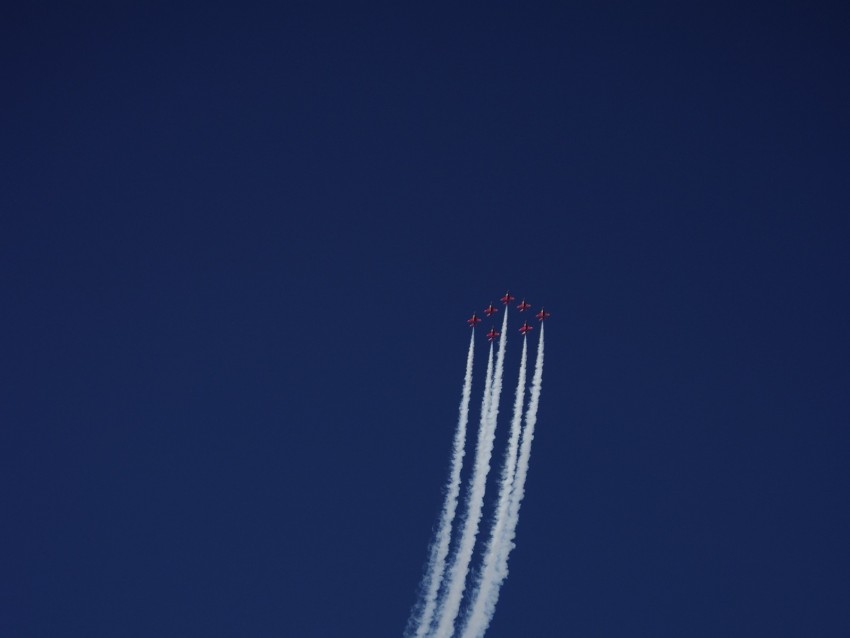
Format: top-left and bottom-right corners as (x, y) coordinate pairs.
(404, 291), (547, 638)
(466, 291), (550, 339)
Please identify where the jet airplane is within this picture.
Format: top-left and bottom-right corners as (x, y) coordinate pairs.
(486, 326), (500, 341)
(467, 313), (482, 327)
(519, 321), (534, 335)
(536, 307), (550, 321)
(500, 291), (515, 305)
(484, 303), (499, 317)
(517, 299), (531, 312)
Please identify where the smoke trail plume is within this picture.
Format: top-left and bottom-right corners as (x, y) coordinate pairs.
(431, 309), (509, 638)
(459, 335), (528, 638)
(463, 324), (545, 638)
(405, 331), (476, 638)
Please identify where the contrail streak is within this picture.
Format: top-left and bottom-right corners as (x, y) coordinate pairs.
(459, 335), (528, 638)
(464, 324), (545, 638)
(406, 331), (476, 638)
(424, 342), (493, 636)
(431, 309), (509, 638)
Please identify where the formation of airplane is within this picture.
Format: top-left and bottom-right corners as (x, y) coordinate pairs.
(467, 292), (551, 335)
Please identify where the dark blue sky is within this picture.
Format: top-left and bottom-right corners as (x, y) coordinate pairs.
(3, 3), (849, 636)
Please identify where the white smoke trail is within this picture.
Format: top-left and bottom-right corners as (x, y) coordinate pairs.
(459, 335), (528, 638)
(462, 324), (545, 638)
(431, 309), (509, 638)
(421, 342), (493, 636)
(405, 331), (477, 638)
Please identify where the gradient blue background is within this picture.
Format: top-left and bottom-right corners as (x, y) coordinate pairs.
(3, 3), (849, 636)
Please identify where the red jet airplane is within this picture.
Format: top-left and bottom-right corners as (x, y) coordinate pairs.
(500, 291), (515, 305)
(517, 299), (532, 312)
(519, 320), (534, 335)
(484, 303), (499, 317)
(536, 307), (551, 321)
(467, 313), (482, 327)
(486, 326), (500, 341)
